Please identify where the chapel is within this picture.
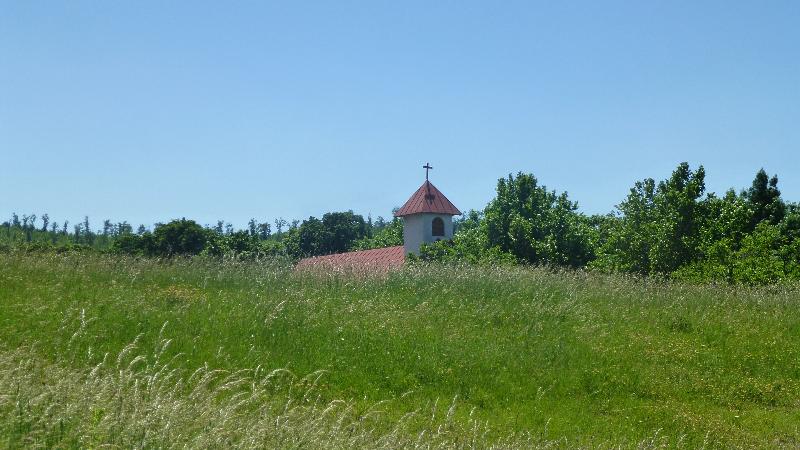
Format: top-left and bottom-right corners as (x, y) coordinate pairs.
(296, 163), (461, 271)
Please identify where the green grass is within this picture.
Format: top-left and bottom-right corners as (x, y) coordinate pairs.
(2, 252), (800, 448)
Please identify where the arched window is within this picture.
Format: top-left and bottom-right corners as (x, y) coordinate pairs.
(432, 217), (445, 237)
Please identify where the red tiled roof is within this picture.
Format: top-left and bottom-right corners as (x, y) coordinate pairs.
(394, 181), (461, 217)
(296, 245), (406, 272)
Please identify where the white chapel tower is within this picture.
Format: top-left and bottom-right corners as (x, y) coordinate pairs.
(394, 163), (462, 255)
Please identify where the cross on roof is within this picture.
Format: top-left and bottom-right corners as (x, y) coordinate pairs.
(423, 163), (433, 180)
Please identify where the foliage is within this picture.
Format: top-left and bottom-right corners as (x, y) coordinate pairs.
(731, 222), (787, 284)
(151, 218), (208, 256)
(321, 211), (369, 253)
(203, 230), (285, 259)
(588, 164), (800, 284)
(745, 168), (786, 229)
(418, 210), (516, 264)
(110, 219), (207, 257)
(592, 163), (707, 275)
(283, 217), (324, 257)
(3, 163), (800, 284)
(351, 217), (404, 250)
(483, 173), (595, 267)
(284, 211), (369, 257)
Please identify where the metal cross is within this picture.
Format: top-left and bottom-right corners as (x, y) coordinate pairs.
(423, 163), (433, 180)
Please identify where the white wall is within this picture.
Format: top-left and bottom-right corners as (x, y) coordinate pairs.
(402, 213), (454, 255)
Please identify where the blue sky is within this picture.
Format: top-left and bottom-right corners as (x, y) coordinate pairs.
(2, 1), (798, 229)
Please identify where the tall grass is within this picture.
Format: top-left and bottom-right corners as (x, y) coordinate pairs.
(1, 252), (800, 448)
(1, 343), (547, 449)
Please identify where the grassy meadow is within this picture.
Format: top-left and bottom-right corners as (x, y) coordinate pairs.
(2, 252), (800, 448)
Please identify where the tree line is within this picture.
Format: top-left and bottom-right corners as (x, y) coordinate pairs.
(420, 163), (799, 284)
(0, 210), (400, 260)
(2, 162), (798, 284)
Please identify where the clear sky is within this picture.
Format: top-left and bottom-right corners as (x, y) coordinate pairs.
(2, 1), (798, 229)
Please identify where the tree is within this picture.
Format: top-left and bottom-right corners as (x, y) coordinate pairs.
(352, 217), (403, 250)
(226, 230), (257, 254)
(732, 222), (785, 284)
(649, 163), (706, 273)
(419, 210), (516, 265)
(50, 222), (58, 244)
(674, 189), (753, 282)
(151, 219), (208, 256)
(117, 222), (133, 235)
(374, 216), (387, 230)
(103, 219), (113, 236)
(82, 216), (94, 245)
(112, 233), (145, 255)
(284, 217), (324, 257)
(274, 218), (287, 236)
(281, 212), (368, 258)
(484, 172), (594, 267)
(593, 163), (706, 275)
(781, 205), (800, 242)
(40, 214), (49, 232)
(257, 222), (271, 240)
(744, 169), (785, 229)
(320, 211), (369, 254)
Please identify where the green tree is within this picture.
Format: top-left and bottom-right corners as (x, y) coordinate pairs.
(593, 163), (706, 275)
(257, 222), (271, 240)
(352, 217), (403, 250)
(744, 169), (785, 229)
(320, 211), (368, 254)
(284, 211), (369, 257)
(732, 222), (786, 284)
(151, 219), (207, 256)
(82, 216), (93, 245)
(248, 218), (258, 237)
(228, 230), (257, 254)
(673, 190), (752, 282)
(112, 233), (146, 255)
(419, 210), (515, 264)
(284, 217), (325, 257)
(484, 172), (594, 267)
(649, 163), (706, 273)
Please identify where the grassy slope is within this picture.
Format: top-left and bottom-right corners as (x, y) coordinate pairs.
(2, 253), (800, 448)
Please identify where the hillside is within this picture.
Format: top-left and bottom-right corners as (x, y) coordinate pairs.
(2, 253), (800, 448)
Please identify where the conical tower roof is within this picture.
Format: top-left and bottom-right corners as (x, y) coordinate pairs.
(394, 180), (461, 217)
